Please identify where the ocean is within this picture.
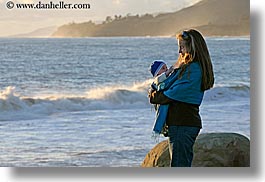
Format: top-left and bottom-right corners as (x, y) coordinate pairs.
(0, 37), (250, 167)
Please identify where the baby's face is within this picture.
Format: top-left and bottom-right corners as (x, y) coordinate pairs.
(157, 64), (168, 76)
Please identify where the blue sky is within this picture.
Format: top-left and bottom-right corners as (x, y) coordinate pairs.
(0, 0), (201, 36)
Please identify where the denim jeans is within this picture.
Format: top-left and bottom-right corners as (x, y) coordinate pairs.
(168, 126), (200, 167)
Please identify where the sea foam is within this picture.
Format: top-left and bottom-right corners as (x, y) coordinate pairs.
(0, 80), (249, 121)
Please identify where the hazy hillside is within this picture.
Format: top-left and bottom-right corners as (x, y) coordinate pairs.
(52, 0), (249, 37)
(11, 26), (57, 38)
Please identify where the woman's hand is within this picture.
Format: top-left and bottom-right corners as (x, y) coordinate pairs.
(148, 87), (155, 99)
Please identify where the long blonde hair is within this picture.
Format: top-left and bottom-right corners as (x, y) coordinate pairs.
(176, 29), (214, 91)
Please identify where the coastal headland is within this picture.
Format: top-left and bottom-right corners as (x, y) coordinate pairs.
(52, 0), (249, 38)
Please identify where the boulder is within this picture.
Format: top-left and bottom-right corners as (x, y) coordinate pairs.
(141, 133), (250, 167)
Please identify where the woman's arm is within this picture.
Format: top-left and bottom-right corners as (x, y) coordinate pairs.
(148, 89), (173, 105)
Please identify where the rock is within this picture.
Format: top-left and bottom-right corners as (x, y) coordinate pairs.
(141, 133), (250, 167)
(141, 138), (170, 167)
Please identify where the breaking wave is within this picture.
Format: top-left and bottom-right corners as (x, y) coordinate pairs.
(0, 81), (249, 121)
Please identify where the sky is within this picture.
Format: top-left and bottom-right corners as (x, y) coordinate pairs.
(0, 0), (201, 37)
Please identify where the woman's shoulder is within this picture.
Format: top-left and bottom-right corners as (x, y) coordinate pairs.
(189, 61), (200, 68)
(186, 61), (202, 79)
(188, 61), (201, 72)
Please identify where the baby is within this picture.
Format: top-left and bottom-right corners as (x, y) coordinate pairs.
(149, 60), (174, 141)
(150, 60), (173, 91)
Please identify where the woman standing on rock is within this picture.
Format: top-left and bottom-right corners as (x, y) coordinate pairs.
(148, 29), (214, 167)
